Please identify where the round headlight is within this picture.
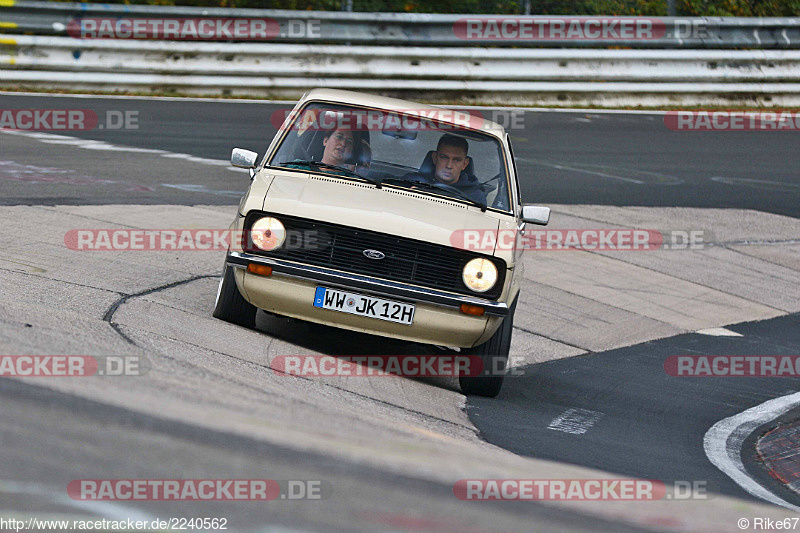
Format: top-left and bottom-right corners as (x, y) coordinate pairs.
(462, 257), (498, 293)
(251, 217), (286, 251)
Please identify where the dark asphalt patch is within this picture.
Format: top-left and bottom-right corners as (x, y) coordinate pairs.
(468, 313), (800, 506)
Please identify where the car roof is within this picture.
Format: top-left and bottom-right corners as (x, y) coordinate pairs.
(297, 88), (507, 138)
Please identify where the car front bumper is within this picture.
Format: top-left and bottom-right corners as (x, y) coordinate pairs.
(226, 251), (508, 347)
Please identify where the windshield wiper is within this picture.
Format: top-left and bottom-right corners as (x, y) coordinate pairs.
(383, 177), (487, 211)
(278, 160), (382, 188)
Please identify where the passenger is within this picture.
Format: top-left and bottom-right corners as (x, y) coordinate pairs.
(321, 129), (355, 167)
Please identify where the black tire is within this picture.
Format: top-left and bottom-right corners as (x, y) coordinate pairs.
(458, 297), (516, 398)
(213, 262), (257, 329)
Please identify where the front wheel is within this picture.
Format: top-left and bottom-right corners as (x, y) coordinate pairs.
(213, 261), (257, 329)
(458, 297), (516, 398)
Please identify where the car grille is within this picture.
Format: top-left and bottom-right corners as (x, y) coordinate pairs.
(243, 212), (505, 299)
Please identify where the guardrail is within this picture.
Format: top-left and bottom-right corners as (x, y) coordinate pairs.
(2, 34), (800, 106)
(1, 1), (800, 48)
(2, 2), (800, 105)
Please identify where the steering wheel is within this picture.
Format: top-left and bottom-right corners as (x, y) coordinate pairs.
(431, 182), (472, 197)
(406, 177), (470, 197)
(399, 175), (483, 205)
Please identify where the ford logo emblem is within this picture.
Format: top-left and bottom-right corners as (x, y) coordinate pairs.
(363, 249), (385, 260)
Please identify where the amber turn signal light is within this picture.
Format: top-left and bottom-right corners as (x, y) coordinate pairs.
(460, 304), (485, 316)
(247, 263), (273, 276)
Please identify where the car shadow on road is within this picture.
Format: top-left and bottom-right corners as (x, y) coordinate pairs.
(255, 309), (460, 392)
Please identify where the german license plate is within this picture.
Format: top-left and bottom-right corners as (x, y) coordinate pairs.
(313, 287), (415, 325)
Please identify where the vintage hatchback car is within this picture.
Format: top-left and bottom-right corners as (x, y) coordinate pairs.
(213, 89), (549, 397)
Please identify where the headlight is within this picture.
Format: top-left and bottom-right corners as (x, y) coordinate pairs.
(251, 217), (286, 251)
(462, 257), (498, 293)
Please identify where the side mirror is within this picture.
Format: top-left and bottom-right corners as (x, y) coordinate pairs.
(522, 205), (550, 226)
(231, 148), (258, 169)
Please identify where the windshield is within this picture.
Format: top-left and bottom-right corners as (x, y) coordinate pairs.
(267, 102), (513, 212)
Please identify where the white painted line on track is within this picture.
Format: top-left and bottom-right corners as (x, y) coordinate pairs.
(0, 129), (250, 177)
(696, 327), (744, 337)
(523, 159), (646, 184)
(548, 408), (604, 435)
(162, 183), (243, 197)
(704, 392), (800, 512)
(0, 479), (157, 523)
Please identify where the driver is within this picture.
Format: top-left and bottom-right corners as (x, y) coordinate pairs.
(409, 134), (486, 205)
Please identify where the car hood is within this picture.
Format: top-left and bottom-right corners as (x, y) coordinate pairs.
(261, 172), (502, 252)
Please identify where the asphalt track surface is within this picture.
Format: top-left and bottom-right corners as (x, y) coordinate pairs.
(1, 94), (799, 217)
(2, 93), (800, 531)
(471, 313), (800, 505)
(0, 377), (640, 533)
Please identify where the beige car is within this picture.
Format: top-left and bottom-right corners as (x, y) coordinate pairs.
(213, 89), (550, 396)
